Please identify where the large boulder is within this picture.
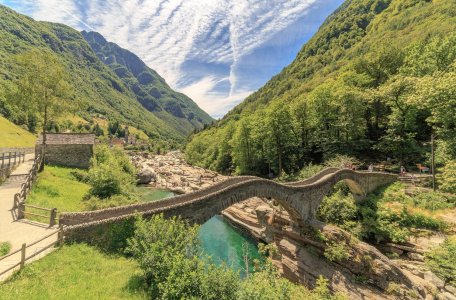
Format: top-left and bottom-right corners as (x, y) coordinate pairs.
(137, 169), (155, 184)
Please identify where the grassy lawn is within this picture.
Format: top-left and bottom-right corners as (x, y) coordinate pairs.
(0, 116), (36, 148)
(0, 244), (147, 300)
(27, 166), (90, 213)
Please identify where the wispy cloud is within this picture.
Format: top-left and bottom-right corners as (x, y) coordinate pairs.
(1, 0), (341, 117)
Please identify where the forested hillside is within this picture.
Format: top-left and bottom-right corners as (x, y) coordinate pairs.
(186, 0), (456, 175)
(82, 31), (213, 136)
(0, 5), (211, 143)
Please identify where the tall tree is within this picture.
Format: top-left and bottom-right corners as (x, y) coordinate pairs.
(12, 49), (75, 170)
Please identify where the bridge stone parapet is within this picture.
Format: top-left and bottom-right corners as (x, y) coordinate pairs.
(60, 169), (397, 240)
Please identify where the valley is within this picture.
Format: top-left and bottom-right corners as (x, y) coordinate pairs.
(0, 0), (456, 299)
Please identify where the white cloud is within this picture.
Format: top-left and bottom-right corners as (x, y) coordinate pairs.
(178, 76), (252, 117)
(2, 0), (321, 117)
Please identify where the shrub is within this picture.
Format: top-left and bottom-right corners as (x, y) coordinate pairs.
(324, 242), (349, 262)
(318, 191), (357, 225)
(0, 242), (11, 256)
(126, 215), (238, 299)
(86, 145), (136, 199)
(425, 237), (456, 286)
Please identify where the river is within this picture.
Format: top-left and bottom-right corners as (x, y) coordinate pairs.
(137, 186), (261, 277)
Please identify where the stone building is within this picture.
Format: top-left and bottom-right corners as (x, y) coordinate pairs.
(36, 133), (95, 169)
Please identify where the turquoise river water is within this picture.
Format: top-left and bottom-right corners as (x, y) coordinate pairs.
(137, 186), (261, 276)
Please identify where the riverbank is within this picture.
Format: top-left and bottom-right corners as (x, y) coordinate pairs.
(131, 151), (455, 299)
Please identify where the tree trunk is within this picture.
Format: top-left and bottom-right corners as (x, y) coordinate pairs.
(39, 104), (48, 172)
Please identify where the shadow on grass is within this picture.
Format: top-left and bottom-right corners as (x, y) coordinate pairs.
(123, 273), (148, 297)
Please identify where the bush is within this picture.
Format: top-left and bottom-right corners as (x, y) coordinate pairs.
(126, 215), (239, 299)
(318, 191), (357, 225)
(86, 145), (136, 199)
(324, 242), (349, 262)
(425, 237), (456, 286)
(0, 242), (11, 256)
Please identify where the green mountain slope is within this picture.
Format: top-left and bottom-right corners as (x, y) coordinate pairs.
(0, 5), (210, 142)
(82, 31), (213, 136)
(0, 116), (36, 147)
(186, 0), (456, 175)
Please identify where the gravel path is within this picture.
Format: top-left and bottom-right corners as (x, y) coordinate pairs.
(0, 154), (58, 281)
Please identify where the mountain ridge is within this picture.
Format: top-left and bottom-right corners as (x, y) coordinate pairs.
(82, 31), (213, 136)
(0, 5), (211, 143)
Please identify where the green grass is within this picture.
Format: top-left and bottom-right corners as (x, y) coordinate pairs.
(0, 116), (36, 148)
(28, 166), (90, 213)
(0, 242), (11, 257)
(0, 244), (147, 300)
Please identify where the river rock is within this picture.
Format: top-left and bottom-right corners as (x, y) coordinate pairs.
(137, 169), (155, 184)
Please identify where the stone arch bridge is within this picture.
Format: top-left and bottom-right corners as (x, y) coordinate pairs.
(60, 168), (396, 238)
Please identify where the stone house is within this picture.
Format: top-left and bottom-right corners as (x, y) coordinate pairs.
(36, 133), (95, 169)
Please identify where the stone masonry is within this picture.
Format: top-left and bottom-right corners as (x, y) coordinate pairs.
(36, 133), (95, 169)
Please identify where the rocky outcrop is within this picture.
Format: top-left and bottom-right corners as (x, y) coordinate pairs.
(222, 199), (442, 300)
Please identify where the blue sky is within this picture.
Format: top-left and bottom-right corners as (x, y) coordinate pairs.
(1, 0), (344, 118)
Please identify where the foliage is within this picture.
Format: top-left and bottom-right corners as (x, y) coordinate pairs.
(9, 49), (75, 155)
(318, 182), (450, 243)
(425, 237), (456, 286)
(439, 160), (456, 194)
(86, 145), (136, 199)
(0, 241), (11, 257)
(319, 191), (357, 225)
(186, 0), (456, 176)
(324, 242), (349, 262)
(126, 215), (239, 299)
(0, 244), (147, 299)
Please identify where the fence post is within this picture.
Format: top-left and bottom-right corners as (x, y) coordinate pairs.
(8, 152), (11, 167)
(18, 201), (25, 219)
(14, 152), (17, 165)
(20, 243), (26, 269)
(58, 229), (64, 247)
(50, 208), (57, 227)
(1, 153), (4, 169)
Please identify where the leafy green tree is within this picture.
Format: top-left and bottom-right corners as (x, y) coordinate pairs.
(12, 49), (75, 170)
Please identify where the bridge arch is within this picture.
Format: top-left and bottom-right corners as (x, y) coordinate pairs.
(60, 169), (397, 235)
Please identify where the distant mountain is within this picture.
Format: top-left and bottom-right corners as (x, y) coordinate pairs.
(0, 5), (212, 142)
(82, 31), (213, 136)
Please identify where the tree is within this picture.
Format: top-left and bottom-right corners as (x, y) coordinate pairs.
(12, 49), (75, 170)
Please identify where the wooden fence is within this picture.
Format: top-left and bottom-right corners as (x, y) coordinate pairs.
(0, 151), (25, 180)
(0, 230), (62, 278)
(13, 152), (58, 227)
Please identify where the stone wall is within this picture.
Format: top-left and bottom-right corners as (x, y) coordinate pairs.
(36, 144), (93, 169)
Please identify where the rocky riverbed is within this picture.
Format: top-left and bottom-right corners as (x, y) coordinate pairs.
(131, 151), (455, 300)
(131, 151), (227, 194)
